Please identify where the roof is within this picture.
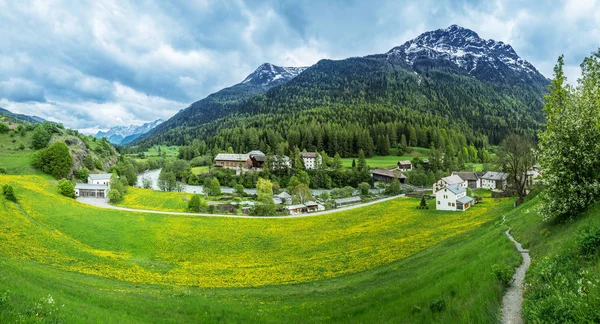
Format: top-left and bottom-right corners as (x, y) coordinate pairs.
(527, 170), (541, 178)
(457, 196), (474, 204)
(444, 184), (466, 195)
(88, 173), (112, 180)
(215, 153), (249, 162)
(371, 169), (407, 179)
(277, 192), (292, 199)
(300, 152), (317, 158)
(247, 150), (265, 157)
(251, 155), (266, 162)
(304, 201), (318, 206)
(286, 204), (306, 210)
(452, 172), (479, 181)
(398, 160), (412, 165)
(441, 174), (465, 185)
(75, 183), (108, 190)
(481, 171), (508, 181)
(334, 196), (361, 204)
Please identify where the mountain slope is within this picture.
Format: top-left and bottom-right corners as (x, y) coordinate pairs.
(0, 107), (49, 124)
(135, 63), (307, 143)
(134, 25), (549, 153)
(95, 119), (163, 145)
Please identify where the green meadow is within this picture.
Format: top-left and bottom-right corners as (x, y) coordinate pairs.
(0, 174), (521, 323)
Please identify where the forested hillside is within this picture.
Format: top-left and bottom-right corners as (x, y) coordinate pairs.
(133, 26), (549, 157)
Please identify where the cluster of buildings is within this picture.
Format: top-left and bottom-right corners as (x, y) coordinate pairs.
(214, 150), (322, 171)
(74, 173), (112, 199)
(274, 191), (362, 215)
(433, 170), (541, 211)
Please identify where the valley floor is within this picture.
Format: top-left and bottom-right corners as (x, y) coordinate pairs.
(0, 174), (520, 323)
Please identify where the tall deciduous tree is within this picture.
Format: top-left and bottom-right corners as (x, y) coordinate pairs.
(497, 134), (535, 199)
(538, 53), (600, 220)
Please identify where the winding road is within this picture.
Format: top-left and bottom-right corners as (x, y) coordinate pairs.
(77, 194), (406, 219)
(501, 229), (531, 324)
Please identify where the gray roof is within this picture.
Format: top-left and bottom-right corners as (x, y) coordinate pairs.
(304, 201), (318, 206)
(286, 204), (306, 210)
(398, 160), (412, 165)
(215, 153), (249, 162)
(334, 196), (361, 204)
(371, 169), (407, 179)
(441, 174), (465, 185)
(445, 184), (466, 195)
(247, 150), (265, 157)
(457, 196), (474, 204)
(452, 172), (479, 181)
(481, 171), (508, 181)
(300, 152), (317, 158)
(277, 192), (292, 199)
(75, 183), (108, 190)
(88, 173), (112, 180)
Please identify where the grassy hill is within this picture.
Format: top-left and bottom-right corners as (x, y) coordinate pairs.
(0, 174), (520, 322)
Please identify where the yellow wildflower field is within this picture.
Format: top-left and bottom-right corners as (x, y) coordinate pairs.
(116, 187), (192, 212)
(0, 175), (512, 288)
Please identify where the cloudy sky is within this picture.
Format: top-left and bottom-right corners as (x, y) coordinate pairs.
(1, 0), (598, 133)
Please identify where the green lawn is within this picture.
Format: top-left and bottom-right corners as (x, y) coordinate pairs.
(191, 166), (210, 175)
(0, 149), (42, 175)
(0, 174), (520, 323)
(143, 145), (180, 158)
(341, 147), (431, 169)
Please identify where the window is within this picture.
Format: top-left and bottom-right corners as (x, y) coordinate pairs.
(448, 202), (451, 206)
(438, 201), (440, 205)
(452, 203), (455, 207)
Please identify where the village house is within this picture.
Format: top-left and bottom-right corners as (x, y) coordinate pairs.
(300, 152), (321, 170)
(304, 201), (325, 212)
(285, 204), (307, 215)
(526, 170), (541, 188)
(480, 171), (508, 190)
(433, 174), (467, 192)
(370, 169), (407, 183)
(435, 184), (474, 211)
(214, 153), (251, 169)
(273, 192), (293, 205)
(397, 160), (413, 172)
(75, 173), (113, 199)
(452, 172), (481, 189)
(248, 150), (266, 169)
(333, 196), (361, 208)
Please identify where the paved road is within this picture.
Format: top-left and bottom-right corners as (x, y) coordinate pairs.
(501, 229), (531, 324)
(77, 194), (406, 219)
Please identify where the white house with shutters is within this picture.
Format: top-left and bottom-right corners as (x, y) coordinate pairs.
(300, 152), (321, 170)
(432, 174), (467, 193)
(480, 171), (508, 190)
(75, 173), (113, 199)
(435, 184), (474, 211)
(88, 173), (112, 185)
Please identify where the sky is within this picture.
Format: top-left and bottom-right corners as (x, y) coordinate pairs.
(1, 0), (598, 133)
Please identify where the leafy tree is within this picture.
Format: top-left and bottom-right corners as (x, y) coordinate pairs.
(0, 123), (8, 134)
(158, 170), (177, 192)
(207, 178), (221, 196)
(497, 134), (535, 199)
(31, 142), (72, 179)
(420, 195), (427, 208)
(57, 179), (75, 198)
(2, 184), (17, 202)
(142, 177), (152, 189)
(358, 182), (371, 195)
(108, 189), (121, 203)
(254, 178), (276, 215)
(234, 183), (245, 196)
(538, 53), (600, 220)
(399, 134), (408, 155)
(188, 194), (207, 212)
(297, 170), (310, 186)
(332, 153), (343, 171)
(31, 125), (51, 149)
(318, 191), (330, 201)
(385, 177), (402, 195)
(292, 183), (313, 204)
(76, 168), (89, 181)
(110, 172), (126, 196)
(83, 154), (95, 170)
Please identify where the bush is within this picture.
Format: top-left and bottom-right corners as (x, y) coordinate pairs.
(429, 297), (446, 313)
(31, 125), (51, 149)
(31, 142), (73, 179)
(0, 123), (9, 134)
(358, 182), (371, 195)
(0, 167), (6, 174)
(188, 194), (207, 212)
(108, 189), (121, 203)
(234, 183), (244, 196)
(492, 264), (514, 288)
(2, 184), (17, 202)
(57, 179), (75, 198)
(76, 168), (89, 181)
(576, 226), (600, 257)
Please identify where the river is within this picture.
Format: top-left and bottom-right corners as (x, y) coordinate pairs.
(136, 169), (334, 196)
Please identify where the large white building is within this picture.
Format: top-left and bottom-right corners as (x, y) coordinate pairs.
(300, 152), (321, 170)
(87, 173), (112, 185)
(433, 174), (467, 192)
(435, 184), (474, 211)
(75, 173), (112, 199)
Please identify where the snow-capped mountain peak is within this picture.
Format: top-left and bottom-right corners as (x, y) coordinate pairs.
(387, 25), (541, 79)
(94, 119), (164, 144)
(241, 63), (308, 87)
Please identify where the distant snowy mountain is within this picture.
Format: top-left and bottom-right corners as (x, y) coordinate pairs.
(241, 63), (307, 87)
(132, 63), (308, 145)
(382, 25), (548, 86)
(95, 119), (164, 145)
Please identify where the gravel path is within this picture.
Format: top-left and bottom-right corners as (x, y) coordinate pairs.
(501, 229), (531, 324)
(77, 194), (405, 219)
